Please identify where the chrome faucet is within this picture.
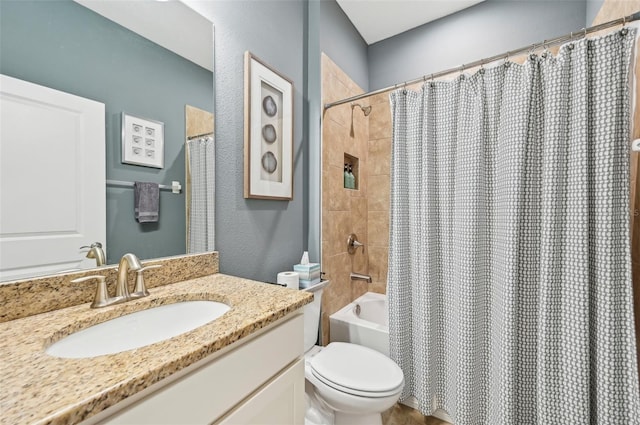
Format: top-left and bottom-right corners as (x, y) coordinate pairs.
(71, 253), (160, 308)
(80, 242), (106, 267)
(350, 272), (372, 283)
(115, 253), (143, 300)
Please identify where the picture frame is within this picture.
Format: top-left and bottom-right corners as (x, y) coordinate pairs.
(121, 112), (164, 169)
(244, 51), (293, 200)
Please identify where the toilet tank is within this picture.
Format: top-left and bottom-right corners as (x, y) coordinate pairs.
(302, 280), (329, 352)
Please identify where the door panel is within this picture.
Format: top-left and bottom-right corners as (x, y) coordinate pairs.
(0, 74), (105, 280)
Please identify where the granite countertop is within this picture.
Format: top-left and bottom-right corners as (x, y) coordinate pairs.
(0, 273), (313, 425)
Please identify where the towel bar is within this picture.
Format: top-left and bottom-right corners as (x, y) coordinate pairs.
(106, 179), (182, 194)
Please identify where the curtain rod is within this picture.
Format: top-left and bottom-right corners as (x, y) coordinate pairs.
(187, 131), (214, 140)
(324, 11), (640, 111)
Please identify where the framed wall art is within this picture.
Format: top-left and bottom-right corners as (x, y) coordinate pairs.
(244, 51), (293, 200)
(121, 112), (164, 169)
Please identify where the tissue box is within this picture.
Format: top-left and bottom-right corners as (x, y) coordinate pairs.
(299, 277), (321, 289)
(293, 263), (320, 281)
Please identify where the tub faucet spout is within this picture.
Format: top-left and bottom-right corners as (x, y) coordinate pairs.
(350, 272), (372, 283)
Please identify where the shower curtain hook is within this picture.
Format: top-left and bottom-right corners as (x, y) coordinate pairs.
(541, 40), (549, 58)
(621, 16), (629, 35)
(528, 43), (537, 61)
(582, 27), (587, 38)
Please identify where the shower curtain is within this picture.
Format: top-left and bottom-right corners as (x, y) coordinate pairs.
(186, 135), (215, 253)
(388, 29), (640, 424)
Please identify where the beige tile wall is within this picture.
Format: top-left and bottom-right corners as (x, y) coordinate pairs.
(320, 54), (393, 344)
(367, 91), (393, 295)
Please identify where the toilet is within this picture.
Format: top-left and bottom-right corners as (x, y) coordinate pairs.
(303, 281), (404, 425)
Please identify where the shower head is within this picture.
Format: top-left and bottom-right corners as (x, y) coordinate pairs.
(351, 103), (372, 117)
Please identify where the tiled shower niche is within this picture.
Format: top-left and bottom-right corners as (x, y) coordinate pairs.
(343, 153), (359, 190)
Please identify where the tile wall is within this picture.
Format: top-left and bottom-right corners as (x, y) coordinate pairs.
(367, 90), (393, 293)
(320, 54), (392, 344)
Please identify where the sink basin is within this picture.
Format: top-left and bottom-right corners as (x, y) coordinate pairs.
(46, 301), (230, 358)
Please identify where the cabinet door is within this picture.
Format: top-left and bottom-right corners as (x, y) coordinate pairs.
(95, 314), (303, 425)
(217, 358), (305, 425)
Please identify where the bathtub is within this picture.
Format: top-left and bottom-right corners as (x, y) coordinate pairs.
(329, 292), (389, 356)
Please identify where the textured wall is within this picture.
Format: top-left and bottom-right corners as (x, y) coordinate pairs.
(368, 0), (587, 90)
(319, 0), (369, 91)
(0, 0), (213, 264)
(190, 1), (307, 282)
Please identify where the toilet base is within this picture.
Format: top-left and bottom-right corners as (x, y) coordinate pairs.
(335, 412), (382, 425)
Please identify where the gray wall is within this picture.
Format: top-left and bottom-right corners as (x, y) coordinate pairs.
(368, 0), (587, 90)
(194, 1), (307, 283)
(319, 0), (369, 91)
(586, 0), (605, 26)
(307, 0), (323, 266)
(0, 0), (213, 263)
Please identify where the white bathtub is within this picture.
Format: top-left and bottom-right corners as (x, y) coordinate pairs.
(329, 292), (389, 356)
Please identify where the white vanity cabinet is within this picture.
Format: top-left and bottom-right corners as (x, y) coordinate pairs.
(89, 311), (305, 425)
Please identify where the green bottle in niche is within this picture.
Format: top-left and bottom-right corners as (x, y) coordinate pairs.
(348, 164), (355, 189)
(344, 164), (349, 189)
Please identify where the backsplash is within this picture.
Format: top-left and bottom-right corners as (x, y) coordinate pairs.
(0, 252), (219, 322)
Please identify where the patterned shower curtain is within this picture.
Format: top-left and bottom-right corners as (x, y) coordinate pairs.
(186, 135), (215, 253)
(388, 29), (640, 424)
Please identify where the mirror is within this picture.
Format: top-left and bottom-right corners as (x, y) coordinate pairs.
(0, 0), (214, 282)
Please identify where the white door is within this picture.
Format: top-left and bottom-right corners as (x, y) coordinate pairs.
(0, 74), (105, 281)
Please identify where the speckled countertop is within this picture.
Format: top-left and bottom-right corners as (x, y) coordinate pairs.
(0, 273), (313, 425)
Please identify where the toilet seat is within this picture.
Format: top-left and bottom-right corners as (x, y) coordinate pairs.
(310, 369), (403, 398)
(308, 342), (404, 398)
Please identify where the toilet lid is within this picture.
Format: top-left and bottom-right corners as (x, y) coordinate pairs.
(308, 342), (404, 396)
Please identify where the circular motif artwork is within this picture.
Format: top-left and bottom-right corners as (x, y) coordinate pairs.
(262, 96), (278, 117)
(262, 124), (277, 144)
(261, 151), (277, 174)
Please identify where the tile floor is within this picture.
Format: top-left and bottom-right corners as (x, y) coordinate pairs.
(382, 403), (452, 425)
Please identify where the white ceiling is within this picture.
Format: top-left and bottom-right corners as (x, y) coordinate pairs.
(75, 0), (486, 66)
(336, 0), (486, 45)
(74, 0), (214, 71)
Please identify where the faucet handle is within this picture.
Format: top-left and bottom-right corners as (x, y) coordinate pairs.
(80, 243), (106, 267)
(71, 275), (117, 308)
(347, 233), (365, 254)
(130, 264), (161, 299)
(80, 242), (103, 249)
